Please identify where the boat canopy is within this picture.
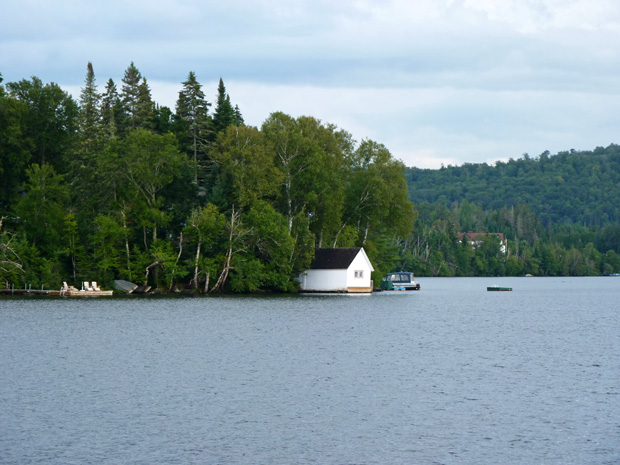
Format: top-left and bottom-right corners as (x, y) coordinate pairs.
(385, 272), (415, 283)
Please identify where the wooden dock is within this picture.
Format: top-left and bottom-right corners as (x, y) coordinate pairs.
(1, 287), (63, 296)
(1, 286), (113, 297)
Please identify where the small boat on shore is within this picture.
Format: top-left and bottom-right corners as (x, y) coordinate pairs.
(487, 285), (512, 291)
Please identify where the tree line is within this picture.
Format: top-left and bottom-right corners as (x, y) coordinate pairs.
(401, 147), (620, 276)
(0, 63), (413, 292)
(396, 200), (620, 276)
(406, 145), (620, 227)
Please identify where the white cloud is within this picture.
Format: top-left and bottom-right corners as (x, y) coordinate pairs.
(3, 0), (620, 170)
(462, 0), (620, 33)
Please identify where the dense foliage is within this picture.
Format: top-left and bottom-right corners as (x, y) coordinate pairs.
(1, 64), (619, 290)
(406, 146), (620, 226)
(403, 148), (620, 277)
(0, 65), (414, 292)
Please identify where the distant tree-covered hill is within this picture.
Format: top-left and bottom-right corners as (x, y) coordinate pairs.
(405, 144), (620, 227)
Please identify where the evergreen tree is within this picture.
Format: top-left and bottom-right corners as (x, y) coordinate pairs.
(72, 63), (104, 218)
(175, 71), (211, 183)
(234, 104), (244, 126)
(136, 77), (155, 130)
(100, 78), (121, 139)
(78, 62), (101, 150)
(154, 105), (174, 135)
(212, 78), (235, 134)
(120, 62), (142, 130)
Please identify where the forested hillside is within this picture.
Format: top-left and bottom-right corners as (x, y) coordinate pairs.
(0, 64), (413, 292)
(406, 145), (620, 226)
(401, 147), (620, 277)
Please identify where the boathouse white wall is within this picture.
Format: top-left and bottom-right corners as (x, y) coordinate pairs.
(298, 248), (374, 293)
(300, 269), (348, 292)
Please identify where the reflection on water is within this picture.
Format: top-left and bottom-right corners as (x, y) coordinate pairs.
(0, 277), (618, 464)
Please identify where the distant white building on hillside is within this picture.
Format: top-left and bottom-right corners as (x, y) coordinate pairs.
(458, 232), (507, 254)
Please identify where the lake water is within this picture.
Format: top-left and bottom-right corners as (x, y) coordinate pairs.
(0, 277), (618, 464)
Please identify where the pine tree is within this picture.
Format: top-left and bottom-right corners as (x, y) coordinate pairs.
(78, 62), (101, 149)
(136, 77), (155, 130)
(212, 78), (235, 134)
(175, 71), (211, 183)
(101, 78), (120, 139)
(154, 104), (174, 135)
(234, 104), (244, 126)
(121, 62), (142, 129)
(72, 62), (103, 206)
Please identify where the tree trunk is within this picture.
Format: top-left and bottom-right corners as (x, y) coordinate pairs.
(193, 133), (198, 184)
(362, 221), (370, 245)
(144, 260), (159, 287)
(121, 210), (132, 277)
(212, 245), (232, 293)
(192, 238), (202, 290)
(0, 217), (24, 274)
(286, 174), (293, 233)
(332, 221), (348, 248)
(169, 232), (183, 291)
(211, 206), (239, 293)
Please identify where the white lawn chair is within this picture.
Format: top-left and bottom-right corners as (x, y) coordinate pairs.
(83, 281), (93, 291)
(92, 282), (101, 291)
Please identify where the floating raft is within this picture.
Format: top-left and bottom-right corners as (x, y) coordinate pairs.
(63, 289), (113, 296)
(487, 285), (512, 291)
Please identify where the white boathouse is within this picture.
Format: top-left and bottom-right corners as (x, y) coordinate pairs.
(297, 247), (374, 293)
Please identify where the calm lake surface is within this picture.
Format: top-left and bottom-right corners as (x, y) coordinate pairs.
(1, 277), (618, 464)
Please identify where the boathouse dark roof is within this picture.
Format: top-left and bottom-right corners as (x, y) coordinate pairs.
(309, 248), (362, 270)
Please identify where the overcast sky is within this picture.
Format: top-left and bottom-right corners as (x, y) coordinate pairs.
(2, 0), (619, 168)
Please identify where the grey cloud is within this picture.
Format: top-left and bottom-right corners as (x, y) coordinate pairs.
(2, 0), (619, 168)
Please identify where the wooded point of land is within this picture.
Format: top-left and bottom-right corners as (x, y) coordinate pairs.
(1, 64), (619, 292)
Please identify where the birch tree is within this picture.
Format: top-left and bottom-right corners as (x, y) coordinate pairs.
(102, 129), (188, 244)
(262, 112), (347, 236)
(0, 217), (23, 282)
(339, 139), (414, 246)
(210, 125), (282, 209)
(184, 203), (225, 291)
